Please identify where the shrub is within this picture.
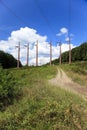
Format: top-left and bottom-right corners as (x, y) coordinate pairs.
(0, 67), (22, 111)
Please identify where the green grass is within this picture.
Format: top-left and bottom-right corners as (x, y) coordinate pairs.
(60, 61), (87, 86)
(0, 65), (87, 129)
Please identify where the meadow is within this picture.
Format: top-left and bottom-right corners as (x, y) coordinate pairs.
(0, 63), (87, 130)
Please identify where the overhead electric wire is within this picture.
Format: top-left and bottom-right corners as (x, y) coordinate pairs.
(0, 0), (27, 26)
(0, 28), (10, 35)
(68, 0), (71, 36)
(0, 0), (55, 42)
(34, 0), (56, 40)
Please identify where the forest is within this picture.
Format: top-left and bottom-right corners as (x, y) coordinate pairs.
(0, 50), (22, 68)
(52, 42), (87, 65)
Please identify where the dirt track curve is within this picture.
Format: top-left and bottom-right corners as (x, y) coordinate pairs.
(49, 68), (87, 100)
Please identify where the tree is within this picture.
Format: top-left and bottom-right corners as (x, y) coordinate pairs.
(0, 50), (22, 68)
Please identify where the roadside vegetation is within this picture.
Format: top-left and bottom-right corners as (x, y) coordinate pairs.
(61, 61), (87, 86)
(0, 64), (87, 130)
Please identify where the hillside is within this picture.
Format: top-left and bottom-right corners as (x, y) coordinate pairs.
(0, 63), (87, 129)
(52, 42), (87, 64)
(0, 50), (22, 68)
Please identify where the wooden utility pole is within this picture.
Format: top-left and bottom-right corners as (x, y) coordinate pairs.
(25, 43), (29, 66)
(36, 40), (38, 66)
(68, 0), (71, 64)
(57, 41), (62, 65)
(69, 36), (71, 64)
(50, 42), (52, 66)
(59, 41), (62, 65)
(16, 42), (20, 68)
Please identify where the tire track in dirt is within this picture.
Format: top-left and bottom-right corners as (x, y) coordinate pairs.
(49, 68), (87, 99)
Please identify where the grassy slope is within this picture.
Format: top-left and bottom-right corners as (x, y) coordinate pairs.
(61, 61), (87, 86)
(0, 65), (87, 130)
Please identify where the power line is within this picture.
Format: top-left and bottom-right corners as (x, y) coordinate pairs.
(34, 0), (56, 39)
(0, 0), (27, 26)
(0, 28), (10, 36)
(68, 0), (71, 35)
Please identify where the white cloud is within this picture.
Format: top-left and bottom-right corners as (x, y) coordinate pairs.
(0, 27), (76, 66)
(8, 27), (47, 43)
(60, 28), (68, 34)
(65, 37), (70, 42)
(56, 27), (68, 36)
(61, 43), (75, 53)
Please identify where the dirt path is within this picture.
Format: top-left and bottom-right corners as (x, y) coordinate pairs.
(49, 68), (87, 99)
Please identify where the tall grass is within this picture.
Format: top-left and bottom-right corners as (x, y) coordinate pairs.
(0, 65), (87, 129)
(60, 61), (87, 86)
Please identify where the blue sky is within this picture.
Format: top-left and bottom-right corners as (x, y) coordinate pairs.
(0, 0), (87, 65)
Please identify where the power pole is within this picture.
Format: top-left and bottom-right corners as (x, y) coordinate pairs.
(25, 43), (29, 66)
(16, 42), (20, 68)
(68, 0), (71, 64)
(50, 42), (52, 66)
(57, 41), (62, 65)
(36, 40), (38, 66)
(69, 36), (71, 64)
(59, 41), (62, 65)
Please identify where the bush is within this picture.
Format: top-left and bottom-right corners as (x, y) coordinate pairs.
(0, 67), (22, 111)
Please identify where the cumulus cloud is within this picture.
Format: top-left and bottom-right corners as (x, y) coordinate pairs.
(56, 27), (68, 36)
(0, 27), (75, 66)
(8, 27), (47, 43)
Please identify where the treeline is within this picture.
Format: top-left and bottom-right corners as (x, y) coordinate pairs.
(0, 50), (22, 68)
(52, 42), (87, 64)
